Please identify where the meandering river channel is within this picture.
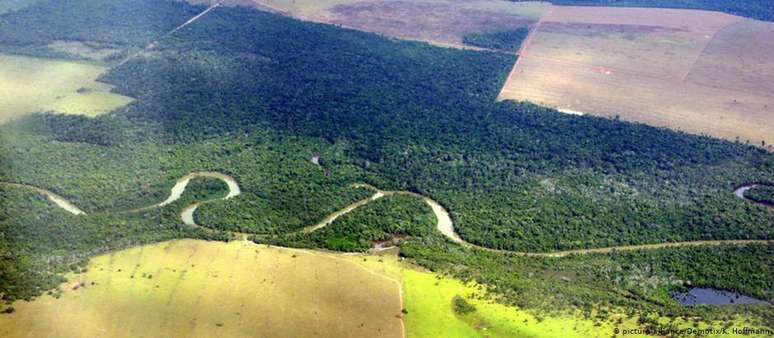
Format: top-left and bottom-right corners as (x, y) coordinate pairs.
(2, 175), (771, 257)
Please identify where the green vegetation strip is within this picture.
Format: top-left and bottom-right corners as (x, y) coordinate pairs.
(743, 185), (774, 206)
(462, 28), (530, 52)
(8, 178), (768, 258)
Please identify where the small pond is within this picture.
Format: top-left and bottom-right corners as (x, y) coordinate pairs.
(673, 287), (770, 306)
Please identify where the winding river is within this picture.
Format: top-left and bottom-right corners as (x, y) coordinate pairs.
(157, 171), (241, 207)
(734, 183), (773, 207)
(1, 175), (771, 257)
(152, 171), (241, 226)
(0, 182), (86, 215)
(734, 185), (756, 199)
(0, 171), (240, 220)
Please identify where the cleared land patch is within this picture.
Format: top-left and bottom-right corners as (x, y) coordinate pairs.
(213, 0), (546, 49)
(499, 6), (774, 148)
(684, 19), (774, 99)
(0, 239), (403, 338)
(0, 53), (132, 124)
(326, 1), (537, 48)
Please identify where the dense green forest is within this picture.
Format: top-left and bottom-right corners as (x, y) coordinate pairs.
(744, 185), (774, 206)
(462, 28), (529, 52)
(96, 5), (772, 252)
(0, 0), (200, 47)
(520, 0), (774, 21)
(0, 0), (772, 328)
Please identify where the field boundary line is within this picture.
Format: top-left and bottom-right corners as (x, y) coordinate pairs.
(680, 18), (745, 83)
(497, 5), (552, 100)
(118, 2), (222, 66)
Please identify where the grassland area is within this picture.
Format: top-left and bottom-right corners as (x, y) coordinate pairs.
(0, 53), (132, 124)
(402, 247), (765, 337)
(402, 268), (625, 337)
(0, 240), (404, 338)
(403, 268), (769, 338)
(499, 6), (774, 149)
(403, 269), (768, 338)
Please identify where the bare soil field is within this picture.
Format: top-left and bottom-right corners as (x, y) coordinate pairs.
(203, 0), (548, 49)
(685, 20), (774, 98)
(500, 6), (774, 148)
(542, 5), (739, 30)
(325, 1), (537, 47)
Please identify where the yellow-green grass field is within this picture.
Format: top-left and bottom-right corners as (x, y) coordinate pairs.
(0, 53), (133, 124)
(402, 268), (769, 338)
(0, 239), (403, 338)
(402, 269), (628, 338)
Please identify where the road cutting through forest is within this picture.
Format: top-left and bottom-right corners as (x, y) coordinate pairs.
(1, 176), (770, 257)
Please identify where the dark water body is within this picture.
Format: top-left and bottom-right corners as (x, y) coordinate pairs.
(673, 287), (770, 306)
(734, 183), (774, 207)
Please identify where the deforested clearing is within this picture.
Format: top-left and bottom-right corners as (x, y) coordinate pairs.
(200, 0), (546, 49)
(0, 240), (403, 338)
(0, 53), (133, 124)
(499, 6), (774, 149)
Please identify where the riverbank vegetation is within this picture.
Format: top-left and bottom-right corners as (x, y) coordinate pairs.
(745, 185), (774, 206)
(265, 194), (436, 251)
(0, 0), (772, 331)
(402, 239), (773, 327)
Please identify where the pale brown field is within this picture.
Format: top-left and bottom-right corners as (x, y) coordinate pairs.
(206, 0), (547, 49)
(325, 0), (538, 47)
(500, 6), (774, 148)
(0, 240), (403, 338)
(542, 5), (738, 30)
(685, 19), (774, 98)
